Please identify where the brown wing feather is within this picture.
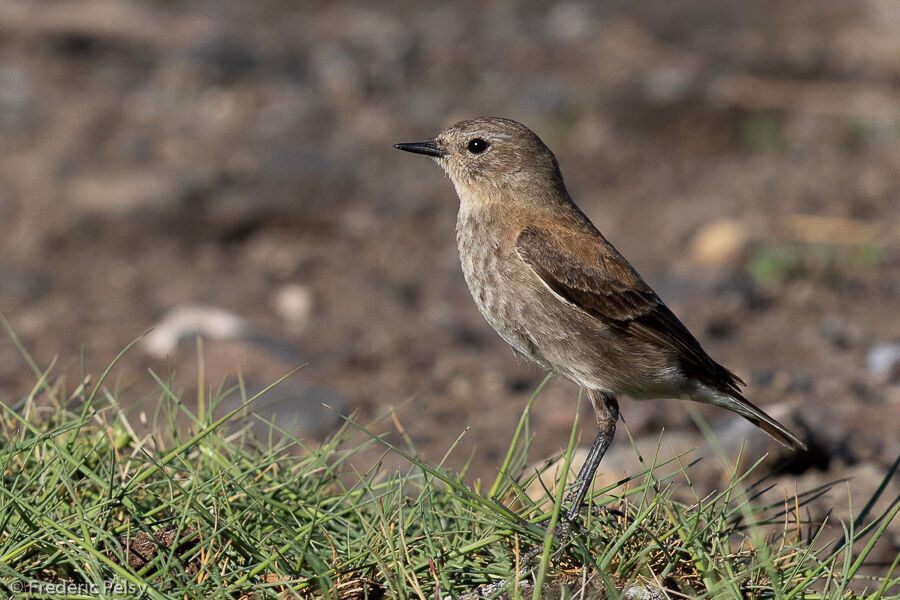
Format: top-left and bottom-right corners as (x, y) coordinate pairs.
(515, 225), (744, 398)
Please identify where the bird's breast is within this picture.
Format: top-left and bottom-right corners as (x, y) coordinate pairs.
(456, 209), (548, 364)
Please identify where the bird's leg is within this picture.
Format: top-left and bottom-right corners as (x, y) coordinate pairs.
(558, 391), (619, 538)
(520, 391), (619, 566)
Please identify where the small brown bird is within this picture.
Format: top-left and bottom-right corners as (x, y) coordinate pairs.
(395, 117), (806, 522)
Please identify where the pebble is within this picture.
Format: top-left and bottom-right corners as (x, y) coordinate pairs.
(143, 304), (250, 358)
(866, 342), (900, 383)
(272, 284), (313, 334)
(625, 585), (666, 600)
(688, 219), (749, 268)
(236, 380), (345, 438)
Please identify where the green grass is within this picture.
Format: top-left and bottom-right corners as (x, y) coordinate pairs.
(747, 241), (884, 288)
(743, 115), (787, 154)
(1, 330), (898, 599)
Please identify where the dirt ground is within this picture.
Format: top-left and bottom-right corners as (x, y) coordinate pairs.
(1, 0), (898, 563)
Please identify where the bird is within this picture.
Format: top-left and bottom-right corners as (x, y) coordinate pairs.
(394, 117), (806, 525)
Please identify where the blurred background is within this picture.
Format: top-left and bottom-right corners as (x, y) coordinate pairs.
(0, 0), (898, 549)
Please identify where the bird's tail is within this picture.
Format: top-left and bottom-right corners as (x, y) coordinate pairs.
(692, 386), (807, 451)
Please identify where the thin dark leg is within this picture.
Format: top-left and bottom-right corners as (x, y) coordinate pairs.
(565, 391), (619, 521)
(521, 391), (619, 565)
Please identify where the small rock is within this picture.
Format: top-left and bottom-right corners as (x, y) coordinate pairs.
(866, 342), (900, 384)
(625, 585), (665, 600)
(143, 304), (250, 358)
(231, 380), (345, 439)
(688, 219), (749, 268)
(272, 284), (313, 334)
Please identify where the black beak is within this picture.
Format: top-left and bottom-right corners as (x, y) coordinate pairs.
(393, 140), (446, 158)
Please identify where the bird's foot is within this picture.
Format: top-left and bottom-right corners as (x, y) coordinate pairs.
(529, 502), (625, 563)
(518, 514), (580, 567)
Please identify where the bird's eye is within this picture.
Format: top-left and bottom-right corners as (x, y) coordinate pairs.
(466, 138), (489, 154)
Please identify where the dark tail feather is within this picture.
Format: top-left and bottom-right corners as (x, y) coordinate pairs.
(700, 388), (807, 451)
(739, 402), (807, 451)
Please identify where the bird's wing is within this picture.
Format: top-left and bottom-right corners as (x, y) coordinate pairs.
(515, 224), (744, 397)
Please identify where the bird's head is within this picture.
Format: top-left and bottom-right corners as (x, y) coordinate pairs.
(395, 117), (565, 208)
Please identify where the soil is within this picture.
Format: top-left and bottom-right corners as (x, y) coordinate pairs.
(1, 0), (898, 565)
